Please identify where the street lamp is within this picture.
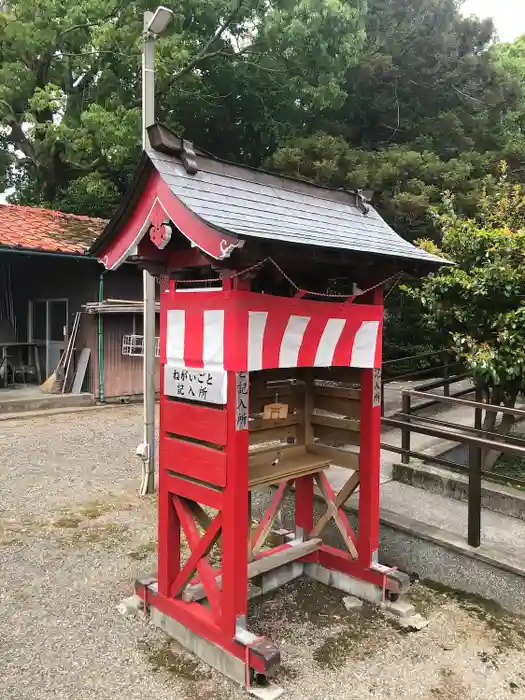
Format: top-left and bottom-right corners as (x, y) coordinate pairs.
(142, 6), (174, 148)
(147, 6), (174, 35)
(139, 6), (173, 496)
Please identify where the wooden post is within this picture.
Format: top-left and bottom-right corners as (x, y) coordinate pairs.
(295, 376), (314, 538)
(468, 385), (483, 548)
(357, 287), (383, 567)
(221, 370), (249, 636)
(443, 352), (450, 397)
(221, 273), (250, 636)
(358, 365), (382, 566)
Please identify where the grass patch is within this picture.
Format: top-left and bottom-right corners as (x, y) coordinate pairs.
(128, 541), (157, 560)
(313, 605), (387, 667)
(406, 580), (446, 616)
(66, 523), (129, 547)
(141, 639), (210, 681)
(490, 452), (525, 489)
(78, 501), (116, 519)
(52, 516), (82, 528)
(420, 579), (525, 651)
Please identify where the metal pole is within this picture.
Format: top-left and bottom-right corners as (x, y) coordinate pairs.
(401, 392), (411, 464)
(142, 11), (155, 148)
(467, 385), (483, 547)
(140, 10), (157, 495)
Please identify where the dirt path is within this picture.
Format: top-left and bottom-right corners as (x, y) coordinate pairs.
(1, 406), (525, 700)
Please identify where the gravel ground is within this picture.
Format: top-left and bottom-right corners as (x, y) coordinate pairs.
(2, 405), (525, 700)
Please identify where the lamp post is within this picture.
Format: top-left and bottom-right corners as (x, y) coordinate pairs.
(139, 6), (173, 496)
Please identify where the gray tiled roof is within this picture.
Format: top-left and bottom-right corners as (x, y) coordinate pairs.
(148, 149), (445, 265)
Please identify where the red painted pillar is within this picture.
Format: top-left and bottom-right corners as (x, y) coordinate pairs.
(220, 274), (250, 637)
(157, 469), (181, 596)
(221, 370), (250, 636)
(158, 280), (180, 596)
(357, 289), (383, 567)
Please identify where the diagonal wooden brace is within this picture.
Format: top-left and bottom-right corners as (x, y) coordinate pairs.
(310, 471), (359, 558)
(250, 480), (291, 558)
(171, 496), (222, 616)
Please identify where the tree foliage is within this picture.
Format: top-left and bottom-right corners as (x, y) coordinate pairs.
(410, 169), (525, 448)
(0, 0), (366, 216)
(1, 0), (525, 243)
(268, 0), (524, 240)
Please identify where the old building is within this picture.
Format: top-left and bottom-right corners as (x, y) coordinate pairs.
(0, 203), (158, 401)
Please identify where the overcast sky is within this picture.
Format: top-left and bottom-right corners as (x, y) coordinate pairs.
(462, 0), (525, 42)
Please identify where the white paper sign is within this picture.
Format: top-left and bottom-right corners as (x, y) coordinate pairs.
(164, 364), (226, 404)
(235, 372), (249, 431)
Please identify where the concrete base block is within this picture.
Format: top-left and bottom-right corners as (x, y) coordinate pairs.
(249, 684), (285, 700)
(117, 594), (143, 617)
(342, 595), (363, 611)
(397, 613), (429, 631)
(304, 563), (383, 605)
(304, 562), (331, 586)
(259, 563), (303, 595)
(149, 606), (246, 685)
(385, 600), (416, 618)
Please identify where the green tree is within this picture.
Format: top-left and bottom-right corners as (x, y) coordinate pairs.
(411, 168), (525, 466)
(491, 33), (525, 173)
(267, 0), (522, 241)
(0, 0), (367, 217)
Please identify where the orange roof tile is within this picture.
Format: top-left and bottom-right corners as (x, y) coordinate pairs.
(0, 204), (107, 255)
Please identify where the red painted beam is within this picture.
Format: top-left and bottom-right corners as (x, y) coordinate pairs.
(163, 472), (223, 509)
(162, 399), (227, 446)
(160, 434), (226, 487)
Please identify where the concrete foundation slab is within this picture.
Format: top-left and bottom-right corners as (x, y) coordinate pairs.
(249, 684), (285, 700)
(149, 605), (247, 685)
(259, 562), (303, 595)
(0, 388), (95, 415)
(305, 563), (383, 605)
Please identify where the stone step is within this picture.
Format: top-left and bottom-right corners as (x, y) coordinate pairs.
(0, 391), (95, 415)
(392, 460), (525, 522)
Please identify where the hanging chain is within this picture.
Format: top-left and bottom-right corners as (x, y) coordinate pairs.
(168, 255), (402, 300)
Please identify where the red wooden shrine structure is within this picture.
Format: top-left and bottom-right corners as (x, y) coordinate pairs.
(91, 123), (443, 692)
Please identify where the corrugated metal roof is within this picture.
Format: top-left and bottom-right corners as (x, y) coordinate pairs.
(147, 148), (445, 265)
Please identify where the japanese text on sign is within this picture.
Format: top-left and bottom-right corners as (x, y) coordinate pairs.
(372, 368), (382, 407)
(236, 372), (249, 431)
(164, 364), (226, 404)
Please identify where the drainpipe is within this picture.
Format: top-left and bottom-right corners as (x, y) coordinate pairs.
(98, 272), (106, 402)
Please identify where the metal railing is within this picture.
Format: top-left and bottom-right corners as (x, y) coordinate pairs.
(382, 387), (525, 548)
(381, 349), (468, 416)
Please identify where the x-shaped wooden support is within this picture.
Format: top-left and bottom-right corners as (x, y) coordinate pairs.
(250, 481), (291, 559)
(170, 496), (222, 619)
(310, 471), (360, 558)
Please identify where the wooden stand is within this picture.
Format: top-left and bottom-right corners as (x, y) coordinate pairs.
(133, 280), (409, 692)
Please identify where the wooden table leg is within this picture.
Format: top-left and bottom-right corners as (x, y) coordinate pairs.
(34, 345), (42, 384)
